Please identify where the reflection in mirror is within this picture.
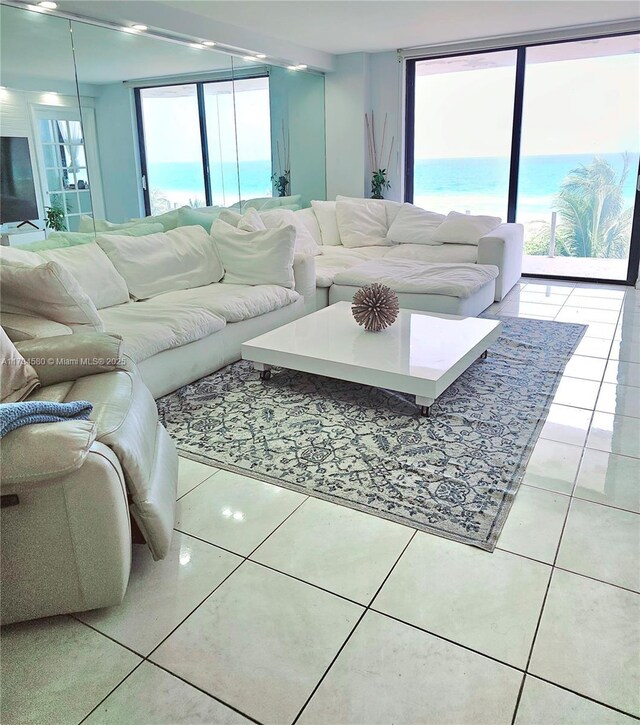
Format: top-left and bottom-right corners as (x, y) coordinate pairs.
(68, 17), (326, 232)
(0, 4), (93, 241)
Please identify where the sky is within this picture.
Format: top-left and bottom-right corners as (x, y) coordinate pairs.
(141, 82), (271, 164)
(414, 52), (640, 159)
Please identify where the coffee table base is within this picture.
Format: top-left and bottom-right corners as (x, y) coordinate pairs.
(252, 353), (492, 417)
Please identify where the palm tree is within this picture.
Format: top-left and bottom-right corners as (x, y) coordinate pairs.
(553, 155), (633, 259)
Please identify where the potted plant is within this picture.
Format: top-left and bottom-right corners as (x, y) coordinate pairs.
(272, 120), (290, 197)
(44, 198), (67, 232)
(365, 111), (395, 200)
(370, 169), (391, 199)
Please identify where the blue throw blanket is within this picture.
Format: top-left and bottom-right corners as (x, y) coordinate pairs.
(0, 400), (93, 439)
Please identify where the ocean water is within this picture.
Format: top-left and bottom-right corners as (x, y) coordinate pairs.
(148, 153), (638, 218)
(413, 153), (638, 221)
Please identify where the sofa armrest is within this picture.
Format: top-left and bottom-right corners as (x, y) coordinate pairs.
(293, 254), (317, 301)
(477, 223), (524, 302)
(0, 419), (97, 485)
(15, 333), (133, 387)
(1, 312), (72, 342)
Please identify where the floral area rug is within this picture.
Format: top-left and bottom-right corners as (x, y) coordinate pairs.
(157, 316), (585, 551)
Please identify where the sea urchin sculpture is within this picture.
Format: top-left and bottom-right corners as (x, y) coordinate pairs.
(352, 283), (400, 332)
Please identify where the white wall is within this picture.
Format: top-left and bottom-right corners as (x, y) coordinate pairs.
(324, 51), (404, 201)
(325, 53), (370, 199)
(93, 83), (144, 222)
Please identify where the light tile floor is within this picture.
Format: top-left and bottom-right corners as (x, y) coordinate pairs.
(2, 279), (639, 724)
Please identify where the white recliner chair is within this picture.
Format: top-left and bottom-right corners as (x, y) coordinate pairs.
(0, 333), (178, 624)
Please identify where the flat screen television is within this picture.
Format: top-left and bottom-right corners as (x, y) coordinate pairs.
(0, 136), (39, 224)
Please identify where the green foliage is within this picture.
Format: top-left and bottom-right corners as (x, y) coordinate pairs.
(271, 171), (290, 197)
(527, 155), (633, 259)
(44, 198), (67, 231)
(371, 169), (390, 199)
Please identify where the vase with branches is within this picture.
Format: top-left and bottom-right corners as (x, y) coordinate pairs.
(271, 120), (290, 197)
(365, 111), (394, 199)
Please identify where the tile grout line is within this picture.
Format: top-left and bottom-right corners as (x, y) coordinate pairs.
(45, 283), (639, 725)
(510, 294), (626, 724)
(290, 530), (419, 725)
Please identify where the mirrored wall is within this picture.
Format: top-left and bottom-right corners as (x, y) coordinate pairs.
(0, 2), (326, 239)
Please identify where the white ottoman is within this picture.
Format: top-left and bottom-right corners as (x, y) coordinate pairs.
(329, 259), (499, 316)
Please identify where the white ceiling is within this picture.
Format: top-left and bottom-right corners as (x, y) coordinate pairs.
(0, 3), (245, 86)
(165, 0), (640, 55)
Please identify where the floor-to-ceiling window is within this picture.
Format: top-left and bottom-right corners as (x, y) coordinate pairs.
(409, 50), (517, 220)
(136, 75), (271, 215)
(405, 33), (640, 283)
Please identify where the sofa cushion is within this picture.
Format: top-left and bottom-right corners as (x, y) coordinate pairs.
(335, 196), (402, 228)
(97, 225), (224, 300)
(177, 206), (224, 231)
(0, 249), (104, 331)
(384, 242), (478, 264)
(150, 283), (301, 324)
(38, 243), (130, 310)
(211, 219), (296, 289)
(432, 211), (502, 245)
(335, 196), (390, 249)
(295, 208), (322, 245)
(386, 203), (446, 245)
(130, 207), (188, 232)
(311, 200), (341, 246)
(98, 300), (226, 363)
(314, 247), (388, 288)
(234, 194), (302, 211)
(332, 259), (499, 299)
(0, 327), (40, 403)
(19, 224), (165, 252)
(260, 209), (321, 256)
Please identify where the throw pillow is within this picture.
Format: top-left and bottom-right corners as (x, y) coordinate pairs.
(0, 250), (104, 331)
(431, 211), (502, 245)
(0, 327), (40, 403)
(335, 197), (390, 248)
(210, 219), (296, 289)
(218, 209), (242, 227)
(20, 223), (165, 252)
(130, 206), (188, 231)
(238, 208), (266, 232)
(177, 206), (224, 231)
(386, 203), (446, 245)
(260, 209), (321, 256)
(310, 200), (341, 246)
(294, 208), (322, 245)
(335, 195), (402, 228)
(97, 225), (224, 300)
(38, 243), (130, 310)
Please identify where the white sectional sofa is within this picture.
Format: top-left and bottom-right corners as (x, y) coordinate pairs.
(0, 228), (315, 398)
(1, 197), (523, 397)
(294, 200), (524, 310)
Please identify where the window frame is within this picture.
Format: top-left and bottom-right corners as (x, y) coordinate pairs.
(404, 31), (640, 285)
(134, 73), (270, 216)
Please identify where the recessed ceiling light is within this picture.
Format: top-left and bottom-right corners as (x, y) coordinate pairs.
(38, 1), (57, 9)
(287, 65), (298, 70)
(256, 53), (267, 59)
(202, 41), (216, 47)
(296, 64), (308, 70)
(190, 43), (205, 49)
(131, 24), (147, 31)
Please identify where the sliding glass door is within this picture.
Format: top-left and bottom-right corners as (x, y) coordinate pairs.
(405, 33), (640, 283)
(136, 75), (271, 215)
(518, 36), (639, 280)
(409, 50), (517, 219)
(138, 84), (206, 215)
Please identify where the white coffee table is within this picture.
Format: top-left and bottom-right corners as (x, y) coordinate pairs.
(241, 302), (502, 416)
